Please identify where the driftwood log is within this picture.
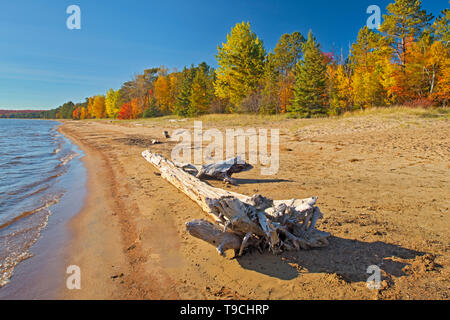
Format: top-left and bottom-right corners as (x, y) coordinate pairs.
(142, 150), (330, 256)
(175, 156), (253, 184)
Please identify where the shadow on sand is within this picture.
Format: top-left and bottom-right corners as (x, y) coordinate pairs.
(232, 178), (293, 185)
(236, 236), (426, 282)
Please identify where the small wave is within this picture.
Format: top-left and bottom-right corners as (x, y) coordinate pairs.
(0, 194), (63, 231)
(58, 152), (79, 167)
(0, 205), (54, 287)
(5, 168), (66, 197)
(0, 192), (64, 286)
(53, 141), (63, 155)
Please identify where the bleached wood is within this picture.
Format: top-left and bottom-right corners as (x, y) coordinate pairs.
(185, 220), (242, 255)
(175, 156), (253, 184)
(142, 150), (330, 256)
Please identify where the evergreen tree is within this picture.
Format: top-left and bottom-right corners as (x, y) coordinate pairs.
(188, 63), (213, 116)
(433, 8), (449, 44)
(175, 66), (196, 116)
(380, 0), (433, 67)
(260, 53), (280, 114)
(290, 31), (328, 117)
(273, 32), (305, 77)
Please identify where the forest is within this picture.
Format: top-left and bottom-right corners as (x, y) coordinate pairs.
(40, 0), (448, 120)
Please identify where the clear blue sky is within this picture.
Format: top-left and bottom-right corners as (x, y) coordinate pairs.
(1, 0), (447, 110)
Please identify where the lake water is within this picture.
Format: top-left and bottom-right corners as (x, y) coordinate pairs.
(0, 119), (85, 292)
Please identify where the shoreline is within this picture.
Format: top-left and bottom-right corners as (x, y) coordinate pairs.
(57, 122), (177, 299)
(53, 116), (448, 300)
(57, 124), (128, 299)
(0, 120), (86, 299)
(1, 114), (442, 299)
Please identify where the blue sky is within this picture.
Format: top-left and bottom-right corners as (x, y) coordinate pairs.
(1, 0), (447, 110)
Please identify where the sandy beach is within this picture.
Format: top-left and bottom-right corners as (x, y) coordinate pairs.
(58, 112), (449, 300)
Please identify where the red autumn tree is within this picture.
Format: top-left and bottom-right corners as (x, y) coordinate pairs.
(72, 107), (81, 120)
(118, 102), (133, 120)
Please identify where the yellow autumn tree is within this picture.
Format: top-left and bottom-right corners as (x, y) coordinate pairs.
(350, 27), (391, 108)
(92, 95), (106, 119)
(327, 64), (353, 115)
(154, 75), (171, 113)
(105, 89), (121, 118)
(80, 107), (87, 120)
(87, 97), (95, 118)
(215, 22), (266, 111)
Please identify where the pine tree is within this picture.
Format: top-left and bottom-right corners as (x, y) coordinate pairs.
(433, 8), (449, 43)
(261, 32), (305, 114)
(380, 0), (433, 67)
(260, 53), (280, 114)
(175, 66), (196, 116)
(273, 32), (305, 77)
(290, 31), (328, 117)
(188, 63), (213, 116)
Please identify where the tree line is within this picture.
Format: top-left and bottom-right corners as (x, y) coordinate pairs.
(42, 0), (449, 120)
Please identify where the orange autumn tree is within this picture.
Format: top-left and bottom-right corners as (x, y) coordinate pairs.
(72, 107), (81, 120)
(86, 97), (95, 118)
(118, 102), (133, 120)
(433, 41), (450, 105)
(92, 95), (106, 119)
(130, 97), (143, 119)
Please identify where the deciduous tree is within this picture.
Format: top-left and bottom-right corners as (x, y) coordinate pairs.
(215, 22), (266, 111)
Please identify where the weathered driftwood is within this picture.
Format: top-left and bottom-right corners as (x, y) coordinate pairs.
(185, 220), (242, 255)
(142, 150), (330, 256)
(175, 156), (253, 184)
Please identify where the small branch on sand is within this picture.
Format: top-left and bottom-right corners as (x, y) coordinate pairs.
(142, 150), (330, 256)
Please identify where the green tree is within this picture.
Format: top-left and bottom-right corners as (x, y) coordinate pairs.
(273, 32), (305, 77)
(175, 66), (196, 116)
(380, 0), (433, 67)
(271, 31), (306, 113)
(260, 53), (280, 114)
(290, 31), (329, 117)
(215, 22), (266, 111)
(188, 63), (214, 116)
(433, 8), (449, 43)
(60, 101), (75, 119)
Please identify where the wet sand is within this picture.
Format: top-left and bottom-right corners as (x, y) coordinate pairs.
(58, 113), (449, 300)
